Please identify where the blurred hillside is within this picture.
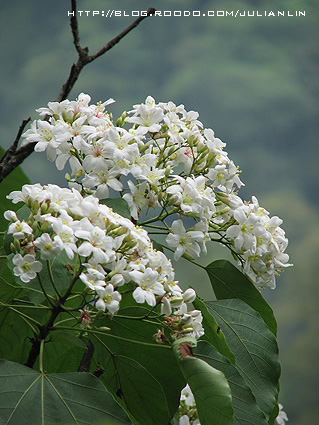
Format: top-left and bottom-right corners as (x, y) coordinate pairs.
(1, 1), (318, 424)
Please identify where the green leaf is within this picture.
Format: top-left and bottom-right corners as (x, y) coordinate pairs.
(172, 338), (233, 425)
(193, 297), (235, 365)
(91, 307), (185, 423)
(114, 355), (169, 425)
(101, 198), (131, 218)
(205, 259), (277, 335)
(41, 332), (87, 374)
(195, 341), (269, 425)
(206, 299), (281, 421)
(0, 359), (130, 425)
(0, 146), (30, 232)
(0, 308), (31, 364)
(0, 254), (24, 303)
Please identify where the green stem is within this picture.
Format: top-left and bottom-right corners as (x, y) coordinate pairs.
(139, 207), (177, 226)
(54, 316), (78, 327)
(37, 274), (55, 307)
(53, 325), (171, 349)
(143, 224), (168, 230)
(0, 303), (49, 309)
(0, 302), (43, 326)
(47, 260), (61, 299)
(39, 340), (45, 374)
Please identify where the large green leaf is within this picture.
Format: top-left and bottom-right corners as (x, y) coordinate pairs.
(173, 338), (233, 425)
(101, 198), (131, 218)
(193, 297), (235, 365)
(91, 306), (185, 424)
(195, 341), (269, 425)
(0, 146), (30, 232)
(0, 359), (130, 425)
(206, 299), (280, 421)
(205, 260), (277, 335)
(111, 354), (169, 425)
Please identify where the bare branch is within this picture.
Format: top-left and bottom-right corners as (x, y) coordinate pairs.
(70, 0), (82, 55)
(88, 7), (156, 63)
(0, 0), (156, 182)
(0, 118), (31, 183)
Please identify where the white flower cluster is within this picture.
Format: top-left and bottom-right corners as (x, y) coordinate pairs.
(5, 184), (203, 338)
(176, 385), (200, 425)
(176, 386), (288, 424)
(22, 94), (291, 288)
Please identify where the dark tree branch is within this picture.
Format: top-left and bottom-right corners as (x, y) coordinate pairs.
(0, 118), (31, 183)
(0, 0), (156, 183)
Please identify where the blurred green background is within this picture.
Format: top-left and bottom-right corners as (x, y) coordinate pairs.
(1, 0), (318, 424)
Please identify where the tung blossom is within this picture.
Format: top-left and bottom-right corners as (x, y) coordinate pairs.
(12, 254), (42, 283)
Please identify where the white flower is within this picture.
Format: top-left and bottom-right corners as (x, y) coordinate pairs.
(275, 403), (288, 424)
(82, 164), (123, 199)
(79, 271), (106, 291)
(7, 220), (33, 240)
(34, 233), (64, 260)
(12, 254), (42, 283)
(123, 180), (148, 220)
(51, 220), (77, 259)
(130, 268), (165, 306)
(128, 95), (164, 132)
(95, 284), (121, 315)
(182, 288), (196, 303)
(75, 222), (115, 263)
(4, 210), (18, 222)
(166, 220), (204, 261)
(226, 206), (266, 254)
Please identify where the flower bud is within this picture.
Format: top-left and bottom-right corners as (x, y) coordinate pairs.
(161, 297), (172, 315)
(40, 202), (49, 214)
(157, 191), (163, 203)
(10, 242), (17, 253)
(167, 146), (176, 157)
(216, 206), (231, 216)
(4, 210), (18, 223)
(40, 221), (50, 232)
(75, 169), (83, 180)
(32, 221), (39, 232)
(170, 296), (184, 307)
(97, 326), (111, 332)
(62, 109), (69, 122)
(197, 144), (209, 154)
(14, 239), (21, 251)
(182, 288), (196, 303)
(112, 227), (128, 237)
(182, 252), (195, 261)
(73, 112), (82, 122)
(65, 173), (71, 182)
